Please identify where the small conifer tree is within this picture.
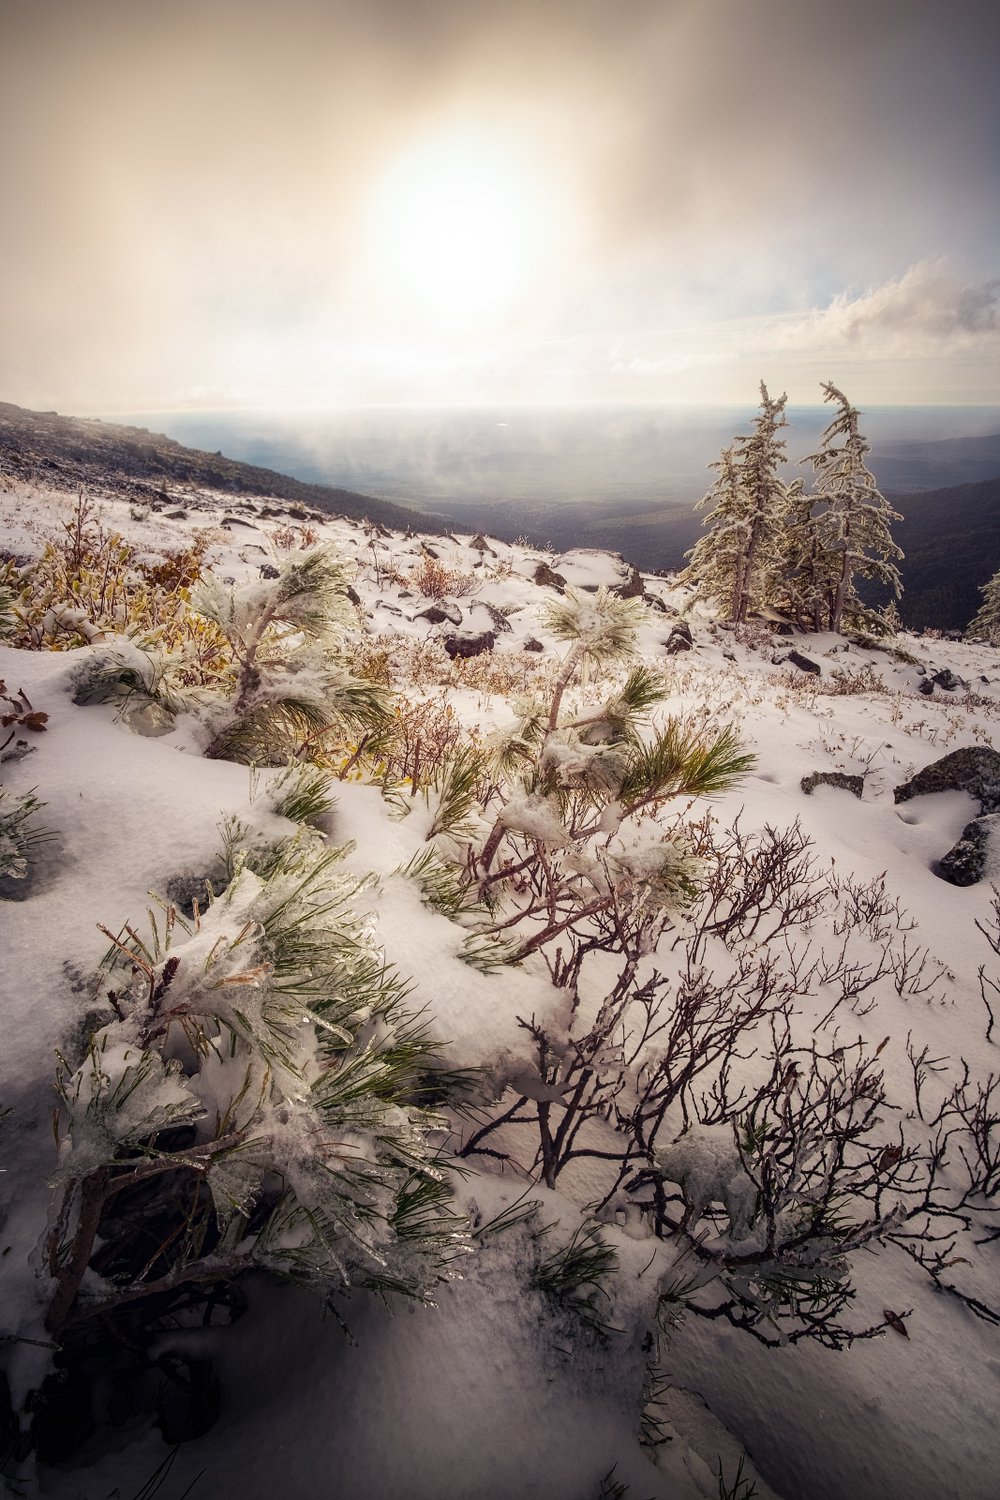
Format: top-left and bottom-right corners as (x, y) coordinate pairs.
(801, 383), (902, 634)
(966, 564), (1000, 644)
(681, 384), (793, 623)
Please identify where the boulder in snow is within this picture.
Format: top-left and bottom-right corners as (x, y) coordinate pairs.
(533, 561), (566, 591)
(931, 668), (967, 692)
(415, 603), (463, 626)
(894, 746), (1000, 815)
(444, 630), (495, 660)
(801, 771), (864, 798)
(663, 621), (693, 655)
(937, 815), (999, 886)
(781, 650), (821, 676)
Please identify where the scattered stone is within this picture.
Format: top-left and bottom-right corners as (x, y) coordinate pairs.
(523, 637), (545, 653)
(644, 593), (668, 613)
(938, 816), (999, 886)
(782, 650), (821, 675)
(415, 603), (463, 626)
(419, 542), (440, 559)
(444, 630), (495, 660)
(918, 679), (935, 696)
(801, 771), (864, 799)
(931, 668), (967, 692)
(533, 562), (567, 590)
(482, 601), (514, 633)
(221, 515), (258, 529)
(894, 746), (1000, 814)
(664, 621), (694, 655)
(163, 509), (188, 520)
(612, 564), (644, 600)
(469, 532), (496, 556)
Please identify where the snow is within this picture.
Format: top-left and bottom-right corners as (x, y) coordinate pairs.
(2, 477), (1000, 1498)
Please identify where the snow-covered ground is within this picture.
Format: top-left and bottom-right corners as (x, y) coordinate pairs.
(1, 478), (999, 1499)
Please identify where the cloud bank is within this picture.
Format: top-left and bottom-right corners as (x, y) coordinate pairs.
(1, 0), (997, 408)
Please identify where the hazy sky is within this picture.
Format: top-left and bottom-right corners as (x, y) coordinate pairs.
(2, 0), (998, 411)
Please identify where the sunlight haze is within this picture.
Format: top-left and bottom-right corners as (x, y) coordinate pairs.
(1, 0), (997, 411)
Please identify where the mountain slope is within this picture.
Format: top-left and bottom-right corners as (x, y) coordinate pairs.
(0, 401), (445, 534)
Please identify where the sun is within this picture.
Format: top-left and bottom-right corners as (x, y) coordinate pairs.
(365, 128), (562, 329)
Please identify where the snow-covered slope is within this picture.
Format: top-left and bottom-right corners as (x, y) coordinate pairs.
(1, 479), (998, 1500)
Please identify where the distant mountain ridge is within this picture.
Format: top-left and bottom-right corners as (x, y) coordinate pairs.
(0, 402), (445, 534)
(873, 432), (1000, 492)
(1, 400), (998, 634)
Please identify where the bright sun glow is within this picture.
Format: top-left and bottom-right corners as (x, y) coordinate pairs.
(366, 130), (565, 329)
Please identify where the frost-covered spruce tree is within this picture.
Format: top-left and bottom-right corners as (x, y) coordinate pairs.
(44, 828), (463, 1337)
(193, 544), (390, 763)
(801, 383), (902, 635)
(778, 481), (832, 632)
(681, 384), (793, 624)
(966, 564), (1000, 644)
(679, 447), (746, 621)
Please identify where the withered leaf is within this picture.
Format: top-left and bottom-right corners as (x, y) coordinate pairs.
(883, 1308), (910, 1338)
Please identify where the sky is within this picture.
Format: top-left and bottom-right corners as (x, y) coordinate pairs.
(1, 0), (998, 413)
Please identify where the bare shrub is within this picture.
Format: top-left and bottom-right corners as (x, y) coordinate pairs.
(404, 554), (480, 600)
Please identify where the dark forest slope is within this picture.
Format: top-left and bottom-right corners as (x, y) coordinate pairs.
(886, 477), (1000, 632)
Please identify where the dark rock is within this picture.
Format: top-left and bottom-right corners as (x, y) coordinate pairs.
(420, 543), (440, 559)
(801, 771), (865, 799)
(894, 746), (1000, 814)
(937, 816), (998, 886)
(221, 515), (258, 529)
(664, 621), (694, 655)
(444, 630), (495, 660)
(612, 564), (645, 600)
(482, 602), (513, 633)
(533, 562), (567, 590)
(918, 679), (935, 695)
(469, 532), (496, 556)
(931, 668), (967, 692)
(774, 622), (795, 636)
(523, 637), (545, 652)
(644, 593), (668, 613)
(415, 603), (463, 626)
(163, 509), (188, 520)
(345, 585), (361, 607)
(782, 650), (821, 675)
(258, 563), (280, 579)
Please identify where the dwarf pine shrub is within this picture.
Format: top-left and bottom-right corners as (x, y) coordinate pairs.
(45, 832), (466, 1337)
(0, 786), (51, 884)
